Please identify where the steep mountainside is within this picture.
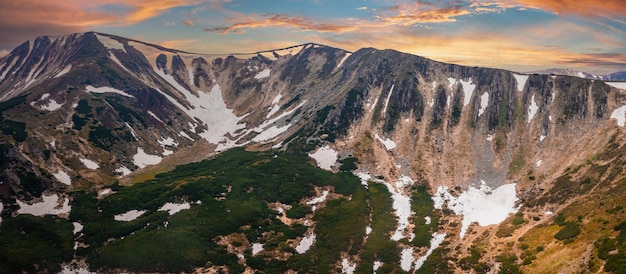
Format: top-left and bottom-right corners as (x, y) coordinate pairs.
(1, 32), (626, 273)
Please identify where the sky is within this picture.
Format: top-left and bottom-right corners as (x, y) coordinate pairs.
(1, 0), (625, 74)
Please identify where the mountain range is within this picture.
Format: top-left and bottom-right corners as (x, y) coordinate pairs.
(1, 32), (626, 273)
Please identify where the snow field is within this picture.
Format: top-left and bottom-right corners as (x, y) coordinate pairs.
(17, 194), (71, 216)
(133, 147), (163, 168)
(432, 181), (519, 238)
(158, 202), (191, 215)
(95, 34), (126, 53)
(308, 146), (337, 171)
(295, 233), (316, 254)
(414, 233), (447, 270)
(382, 84), (394, 115)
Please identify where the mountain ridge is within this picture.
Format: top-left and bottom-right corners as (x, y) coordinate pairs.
(1, 31), (626, 273)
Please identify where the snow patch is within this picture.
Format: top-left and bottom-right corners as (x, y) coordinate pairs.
(79, 157), (99, 170)
(424, 216), (431, 224)
(383, 176), (415, 241)
(610, 105), (626, 127)
(460, 78), (475, 106)
(158, 202), (191, 215)
(544, 211), (553, 215)
(252, 124), (292, 143)
(414, 233), (447, 270)
(606, 82), (626, 90)
(96, 34), (126, 52)
(308, 146), (337, 171)
(133, 147), (162, 168)
(114, 210), (146, 221)
(486, 134), (494, 141)
(577, 72), (586, 78)
(373, 261), (383, 273)
(254, 68), (270, 79)
(17, 194), (71, 216)
(536, 160), (542, 167)
(528, 94), (539, 123)
(447, 77), (457, 90)
(53, 170), (72, 185)
(252, 243), (264, 255)
(86, 85), (134, 98)
(433, 181), (518, 238)
(73, 222), (84, 234)
(341, 258), (357, 274)
(512, 74), (529, 92)
(295, 233), (316, 254)
(115, 166), (132, 177)
(400, 247), (414, 271)
(478, 92), (489, 116)
(375, 133), (396, 151)
(366, 226), (372, 235)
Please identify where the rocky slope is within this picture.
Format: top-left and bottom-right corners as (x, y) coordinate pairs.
(1, 32), (626, 273)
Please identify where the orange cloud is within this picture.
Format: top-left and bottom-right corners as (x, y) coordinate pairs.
(204, 14), (358, 34)
(380, 3), (471, 25)
(509, 0), (626, 18)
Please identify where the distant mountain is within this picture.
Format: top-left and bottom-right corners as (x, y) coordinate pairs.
(1, 32), (626, 273)
(532, 67), (626, 81)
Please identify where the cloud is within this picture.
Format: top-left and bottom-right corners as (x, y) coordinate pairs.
(379, 3), (471, 25)
(357, 6), (368, 10)
(204, 14), (358, 34)
(184, 20), (195, 26)
(509, 0), (626, 18)
(0, 0), (201, 48)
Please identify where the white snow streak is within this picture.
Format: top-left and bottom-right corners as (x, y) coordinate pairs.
(385, 176), (415, 241)
(336, 53), (351, 69)
(55, 65), (72, 78)
(114, 210), (146, 221)
(86, 85), (134, 98)
(536, 160), (542, 167)
(373, 261), (383, 273)
(382, 84), (394, 115)
(308, 146), (337, 171)
(528, 94), (539, 123)
(478, 92), (489, 116)
(611, 105), (626, 127)
(447, 77), (457, 90)
(17, 194), (71, 216)
(433, 181), (518, 238)
(414, 233), (447, 270)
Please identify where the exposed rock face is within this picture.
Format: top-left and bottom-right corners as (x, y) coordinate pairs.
(1, 32), (626, 273)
